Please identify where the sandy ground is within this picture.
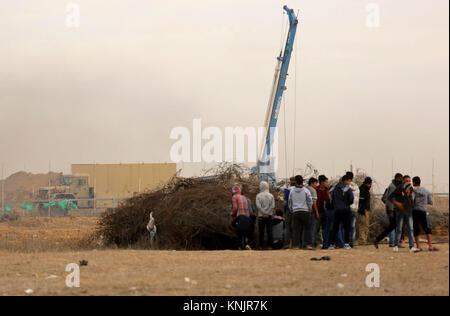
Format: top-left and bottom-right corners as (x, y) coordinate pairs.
(0, 216), (448, 296)
(0, 244), (448, 296)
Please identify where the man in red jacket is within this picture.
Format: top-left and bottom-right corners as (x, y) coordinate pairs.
(315, 175), (329, 248)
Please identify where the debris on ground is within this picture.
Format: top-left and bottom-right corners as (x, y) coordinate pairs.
(25, 289), (34, 294)
(310, 256), (331, 261)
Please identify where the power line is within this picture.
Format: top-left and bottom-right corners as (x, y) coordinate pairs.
(1, 163), (4, 211)
(282, 96), (288, 182)
(292, 23), (298, 176)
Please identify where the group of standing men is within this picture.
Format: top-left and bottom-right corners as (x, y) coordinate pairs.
(283, 172), (373, 250)
(230, 171), (437, 252)
(374, 173), (438, 252)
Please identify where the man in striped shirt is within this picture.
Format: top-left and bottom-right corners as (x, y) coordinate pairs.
(231, 185), (250, 217)
(231, 185), (254, 250)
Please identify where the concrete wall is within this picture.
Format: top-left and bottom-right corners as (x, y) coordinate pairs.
(71, 163), (176, 202)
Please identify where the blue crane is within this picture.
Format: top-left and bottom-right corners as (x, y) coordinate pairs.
(253, 5), (298, 184)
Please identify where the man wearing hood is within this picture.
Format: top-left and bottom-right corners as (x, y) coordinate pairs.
(328, 175), (354, 250)
(231, 185), (254, 250)
(389, 175), (420, 253)
(375, 173), (403, 248)
(288, 175), (314, 250)
(346, 172), (360, 247)
(256, 181), (275, 249)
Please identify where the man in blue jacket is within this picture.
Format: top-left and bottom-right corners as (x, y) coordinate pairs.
(283, 177), (296, 248)
(328, 175), (354, 250)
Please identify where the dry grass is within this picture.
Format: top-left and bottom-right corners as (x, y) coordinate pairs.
(433, 196), (449, 213)
(0, 245), (448, 296)
(0, 216), (98, 252)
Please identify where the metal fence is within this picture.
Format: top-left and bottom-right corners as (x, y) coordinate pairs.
(373, 193), (449, 198)
(2, 193), (448, 218)
(1, 198), (129, 218)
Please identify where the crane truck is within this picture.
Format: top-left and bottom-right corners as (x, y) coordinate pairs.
(252, 5), (298, 184)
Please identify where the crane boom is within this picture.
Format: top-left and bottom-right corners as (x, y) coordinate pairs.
(254, 5), (298, 184)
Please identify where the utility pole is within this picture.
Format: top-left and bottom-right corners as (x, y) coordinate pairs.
(332, 160), (335, 178)
(1, 163), (4, 212)
(391, 158), (394, 178)
(371, 159), (374, 177)
(138, 162), (142, 193)
(48, 161), (51, 217)
(93, 162), (96, 211)
(410, 158), (414, 176)
(432, 159), (436, 196)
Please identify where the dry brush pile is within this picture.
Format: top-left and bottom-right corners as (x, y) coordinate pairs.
(368, 207), (449, 240)
(97, 164), (283, 250)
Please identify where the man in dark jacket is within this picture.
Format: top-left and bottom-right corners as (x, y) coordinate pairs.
(374, 173), (403, 248)
(328, 175), (354, 250)
(357, 177), (372, 243)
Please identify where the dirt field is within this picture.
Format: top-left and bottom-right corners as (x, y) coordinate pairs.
(0, 216), (448, 296)
(0, 245), (448, 296)
(0, 216), (98, 252)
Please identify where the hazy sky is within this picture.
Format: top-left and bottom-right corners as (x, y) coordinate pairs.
(1, 0), (448, 192)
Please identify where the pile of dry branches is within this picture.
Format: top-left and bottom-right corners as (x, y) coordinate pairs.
(368, 207), (449, 240)
(97, 164), (281, 250)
